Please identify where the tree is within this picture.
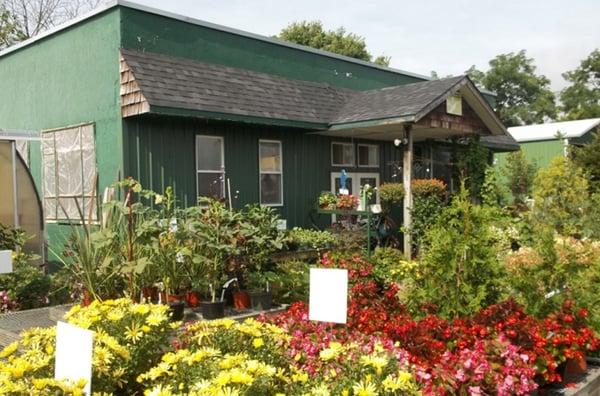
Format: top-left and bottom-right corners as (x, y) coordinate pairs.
(570, 131), (600, 193)
(465, 51), (557, 126)
(560, 49), (600, 120)
(532, 156), (588, 237)
(278, 20), (390, 66)
(0, 5), (24, 49)
(1, 0), (100, 43)
(501, 149), (538, 206)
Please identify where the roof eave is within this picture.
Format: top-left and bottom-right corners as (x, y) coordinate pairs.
(145, 105), (330, 130)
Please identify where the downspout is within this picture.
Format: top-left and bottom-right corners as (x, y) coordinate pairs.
(563, 138), (569, 157)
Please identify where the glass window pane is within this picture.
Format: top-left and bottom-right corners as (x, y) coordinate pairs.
(260, 174), (282, 204)
(196, 136), (223, 171)
(358, 145), (378, 166)
(259, 142), (281, 172)
(332, 143), (354, 166)
(197, 172), (224, 199)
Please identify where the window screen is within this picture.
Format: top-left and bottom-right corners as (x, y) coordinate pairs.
(331, 142), (354, 166)
(358, 144), (379, 167)
(42, 124), (97, 221)
(259, 140), (283, 205)
(196, 135), (225, 199)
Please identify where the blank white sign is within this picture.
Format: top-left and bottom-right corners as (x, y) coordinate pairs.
(55, 321), (94, 395)
(309, 268), (348, 324)
(0, 250), (12, 274)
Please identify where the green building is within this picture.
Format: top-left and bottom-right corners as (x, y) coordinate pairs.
(0, 1), (517, 258)
(496, 118), (600, 169)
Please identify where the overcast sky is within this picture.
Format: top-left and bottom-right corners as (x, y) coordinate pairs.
(136, 0), (599, 92)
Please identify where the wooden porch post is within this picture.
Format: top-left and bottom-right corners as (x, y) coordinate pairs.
(403, 125), (413, 256)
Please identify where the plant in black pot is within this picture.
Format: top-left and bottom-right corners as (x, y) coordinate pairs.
(246, 270), (278, 311)
(185, 199), (242, 320)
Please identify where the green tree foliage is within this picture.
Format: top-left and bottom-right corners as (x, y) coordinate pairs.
(466, 51), (556, 126)
(570, 131), (600, 193)
(560, 49), (600, 120)
(453, 137), (490, 201)
(278, 20), (390, 66)
(500, 150), (538, 206)
(531, 156), (589, 237)
(0, 6), (24, 49)
(481, 166), (508, 207)
(406, 185), (505, 319)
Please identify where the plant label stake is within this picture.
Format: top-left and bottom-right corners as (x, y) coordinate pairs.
(55, 321), (94, 395)
(0, 250), (13, 274)
(309, 268), (348, 324)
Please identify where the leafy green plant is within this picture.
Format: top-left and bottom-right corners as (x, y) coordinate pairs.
(270, 259), (311, 303)
(378, 183), (404, 208)
(405, 184), (506, 319)
(453, 137), (490, 200)
(371, 247), (417, 285)
(185, 198), (242, 302)
(287, 227), (339, 251)
(318, 191), (337, 209)
(531, 156), (588, 237)
(501, 150), (538, 206)
(409, 179), (448, 254)
(0, 223), (49, 310)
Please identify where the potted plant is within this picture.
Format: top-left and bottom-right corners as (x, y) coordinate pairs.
(186, 199), (241, 320)
(246, 270), (278, 311)
(318, 191), (337, 209)
(336, 194), (359, 211)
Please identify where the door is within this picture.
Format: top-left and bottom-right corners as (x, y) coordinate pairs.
(330, 172), (380, 204)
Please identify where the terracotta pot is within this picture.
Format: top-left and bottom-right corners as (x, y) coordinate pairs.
(232, 290), (251, 310)
(199, 300), (225, 320)
(185, 291), (201, 307)
(167, 293), (184, 303)
(142, 286), (159, 303)
(81, 290), (93, 307)
(561, 355), (588, 383)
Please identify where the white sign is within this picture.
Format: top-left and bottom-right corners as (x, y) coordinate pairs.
(309, 268), (348, 324)
(0, 250), (13, 274)
(55, 321), (94, 395)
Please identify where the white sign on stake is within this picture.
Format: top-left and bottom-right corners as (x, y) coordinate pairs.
(55, 321), (94, 395)
(0, 250), (13, 274)
(309, 268), (348, 324)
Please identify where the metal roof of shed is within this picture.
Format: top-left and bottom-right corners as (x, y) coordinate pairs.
(507, 118), (600, 142)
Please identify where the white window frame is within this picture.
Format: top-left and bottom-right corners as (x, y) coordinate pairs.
(195, 135), (225, 199)
(331, 142), (355, 167)
(357, 143), (379, 168)
(258, 139), (283, 206)
(41, 123), (97, 222)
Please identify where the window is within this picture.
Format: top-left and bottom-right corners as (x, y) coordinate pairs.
(259, 140), (283, 205)
(358, 144), (379, 167)
(42, 123), (96, 221)
(331, 142), (354, 166)
(446, 94), (463, 116)
(196, 135), (225, 199)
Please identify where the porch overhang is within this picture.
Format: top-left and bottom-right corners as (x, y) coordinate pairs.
(317, 77), (509, 144)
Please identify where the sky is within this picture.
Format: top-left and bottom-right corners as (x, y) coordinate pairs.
(135, 0), (599, 92)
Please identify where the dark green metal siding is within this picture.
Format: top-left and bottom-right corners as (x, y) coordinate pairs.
(123, 117), (405, 229)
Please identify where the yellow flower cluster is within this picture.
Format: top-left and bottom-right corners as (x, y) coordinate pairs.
(0, 298), (178, 395)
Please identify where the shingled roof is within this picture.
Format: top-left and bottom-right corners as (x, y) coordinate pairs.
(120, 49), (511, 144)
